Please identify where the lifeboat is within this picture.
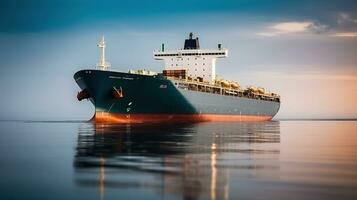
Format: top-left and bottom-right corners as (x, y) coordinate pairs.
(77, 89), (90, 101)
(230, 82), (240, 89)
(257, 87), (265, 94)
(220, 80), (230, 87)
(247, 86), (258, 93)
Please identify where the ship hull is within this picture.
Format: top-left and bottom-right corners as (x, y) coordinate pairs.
(74, 70), (280, 123)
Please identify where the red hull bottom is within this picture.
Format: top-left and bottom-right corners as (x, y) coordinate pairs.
(93, 112), (273, 123)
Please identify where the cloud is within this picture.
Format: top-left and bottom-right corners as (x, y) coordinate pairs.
(307, 22), (329, 34)
(332, 12), (357, 37)
(332, 32), (357, 37)
(257, 21), (328, 36)
(257, 32), (278, 37)
(337, 12), (357, 24)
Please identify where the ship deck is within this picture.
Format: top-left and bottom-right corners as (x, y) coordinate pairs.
(166, 77), (280, 103)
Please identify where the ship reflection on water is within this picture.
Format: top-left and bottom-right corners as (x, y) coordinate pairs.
(73, 122), (280, 200)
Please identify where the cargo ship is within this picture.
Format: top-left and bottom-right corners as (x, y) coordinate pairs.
(74, 33), (280, 123)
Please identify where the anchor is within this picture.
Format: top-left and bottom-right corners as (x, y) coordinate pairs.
(77, 89), (91, 101)
(112, 86), (124, 99)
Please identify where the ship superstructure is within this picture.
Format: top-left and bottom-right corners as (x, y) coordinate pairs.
(74, 33), (280, 123)
(154, 33), (227, 82)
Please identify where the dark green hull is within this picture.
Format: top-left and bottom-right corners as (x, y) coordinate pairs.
(74, 69), (280, 122)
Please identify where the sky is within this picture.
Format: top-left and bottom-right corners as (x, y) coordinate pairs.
(0, 0), (356, 120)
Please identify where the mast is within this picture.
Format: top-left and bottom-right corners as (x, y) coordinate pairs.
(97, 36), (110, 70)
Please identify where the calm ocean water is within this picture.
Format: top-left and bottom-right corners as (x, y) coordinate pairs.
(0, 120), (356, 200)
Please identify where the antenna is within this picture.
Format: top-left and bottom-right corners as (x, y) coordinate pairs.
(97, 36), (110, 70)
